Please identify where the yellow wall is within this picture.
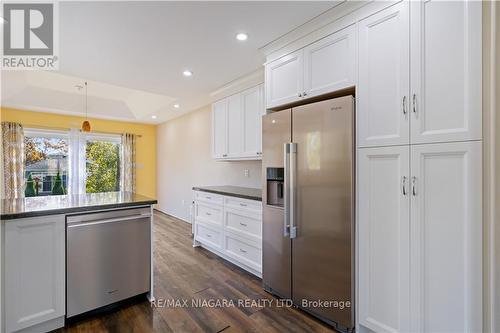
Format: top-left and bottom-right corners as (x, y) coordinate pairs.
(0, 108), (157, 198)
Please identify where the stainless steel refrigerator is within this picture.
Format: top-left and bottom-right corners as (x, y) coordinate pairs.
(262, 95), (354, 332)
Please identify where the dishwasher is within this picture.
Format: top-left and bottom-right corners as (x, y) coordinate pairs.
(66, 206), (151, 318)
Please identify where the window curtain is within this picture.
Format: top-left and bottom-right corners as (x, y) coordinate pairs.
(121, 133), (136, 193)
(1, 122), (25, 199)
(68, 128), (86, 195)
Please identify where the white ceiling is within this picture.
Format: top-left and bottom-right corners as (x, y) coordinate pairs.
(1, 1), (338, 124)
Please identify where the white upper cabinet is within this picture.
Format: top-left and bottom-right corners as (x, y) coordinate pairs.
(265, 50), (303, 108)
(4, 215), (65, 333)
(358, 146), (410, 333)
(410, 141), (482, 333)
(303, 24), (356, 98)
(410, 0), (482, 144)
(265, 25), (356, 109)
(241, 85), (264, 157)
(226, 94), (243, 158)
(212, 99), (228, 159)
(212, 84), (264, 160)
(357, 2), (410, 147)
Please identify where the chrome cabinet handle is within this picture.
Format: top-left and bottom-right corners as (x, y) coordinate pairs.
(239, 248), (247, 253)
(222, 154), (228, 157)
(402, 96), (407, 115)
(402, 176), (407, 196)
(239, 222), (247, 227)
(205, 212), (212, 216)
(239, 203), (247, 207)
(207, 234), (212, 238)
(303, 91), (307, 96)
(206, 196), (211, 199)
(298, 93), (302, 97)
(412, 176), (417, 196)
(412, 94), (417, 114)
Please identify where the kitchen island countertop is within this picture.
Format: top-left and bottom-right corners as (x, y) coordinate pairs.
(1, 192), (157, 220)
(192, 185), (262, 201)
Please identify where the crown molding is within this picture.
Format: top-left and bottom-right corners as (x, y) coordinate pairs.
(259, 1), (369, 59)
(209, 68), (264, 101)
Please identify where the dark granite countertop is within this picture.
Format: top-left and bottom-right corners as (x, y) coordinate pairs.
(192, 186), (262, 201)
(1, 192), (157, 220)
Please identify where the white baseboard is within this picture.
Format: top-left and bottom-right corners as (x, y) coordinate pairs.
(154, 208), (191, 224)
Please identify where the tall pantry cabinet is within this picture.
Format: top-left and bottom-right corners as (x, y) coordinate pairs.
(357, 1), (483, 333)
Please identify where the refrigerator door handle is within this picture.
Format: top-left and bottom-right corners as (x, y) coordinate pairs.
(289, 143), (297, 239)
(283, 143), (290, 237)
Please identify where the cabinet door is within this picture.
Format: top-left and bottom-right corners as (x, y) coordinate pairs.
(358, 146), (410, 333)
(410, 1), (482, 144)
(265, 50), (303, 108)
(212, 99), (228, 159)
(226, 94), (243, 158)
(303, 24), (356, 97)
(241, 84), (264, 158)
(4, 215), (65, 333)
(410, 141), (482, 333)
(358, 2), (410, 147)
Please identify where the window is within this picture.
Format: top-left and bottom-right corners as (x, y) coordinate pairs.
(23, 129), (123, 196)
(85, 136), (121, 193)
(24, 130), (69, 196)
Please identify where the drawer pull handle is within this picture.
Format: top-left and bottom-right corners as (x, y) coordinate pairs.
(207, 234), (212, 238)
(206, 196), (212, 199)
(239, 222), (247, 227)
(206, 212), (212, 216)
(239, 203), (247, 207)
(239, 248), (247, 253)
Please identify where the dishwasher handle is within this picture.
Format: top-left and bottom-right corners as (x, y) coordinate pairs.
(67, 214), (151, 228)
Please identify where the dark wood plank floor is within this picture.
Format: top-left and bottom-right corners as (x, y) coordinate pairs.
(58, 211), (337, 333)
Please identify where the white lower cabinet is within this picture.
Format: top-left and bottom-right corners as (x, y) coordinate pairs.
(3, 215), (65, 333)
(358, 146), (410, 333)
(358, 141), (482, 333)
(193, 191), (262, 276)
(409, 141), (482, 333)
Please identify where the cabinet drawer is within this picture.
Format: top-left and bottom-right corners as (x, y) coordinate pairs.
(225, 208), (261, 240)
(225, 233), (262, 271)
(196, 223), (222, 249)
(195, 191), (223, 205)
(195, 202), (222, 225)
(224, 196), (262, 213)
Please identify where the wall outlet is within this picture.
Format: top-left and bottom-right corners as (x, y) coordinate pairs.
(244, 169), (250, 177)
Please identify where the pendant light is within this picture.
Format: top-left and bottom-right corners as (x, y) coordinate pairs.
(81, 81), (91, 132)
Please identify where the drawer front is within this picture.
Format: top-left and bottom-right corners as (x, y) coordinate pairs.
(195, 191), (223, 205)
(225, 233), (262, 271)
(196, 223), (222, 249)
(224, 196), (262, 213)
(225, 208), (261, 240)
(195, 202), (222, 225)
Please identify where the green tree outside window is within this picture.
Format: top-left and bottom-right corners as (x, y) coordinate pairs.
(86, 141), (120, 193)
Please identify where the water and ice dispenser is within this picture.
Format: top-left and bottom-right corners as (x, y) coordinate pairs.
(266, 168), (284, 207)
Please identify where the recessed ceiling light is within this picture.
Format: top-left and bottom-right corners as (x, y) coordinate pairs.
(151, 115), (157, 119)
(173, 104), (180, 109)
(182, 70), (193, 77)
(236, 33), (248, 41)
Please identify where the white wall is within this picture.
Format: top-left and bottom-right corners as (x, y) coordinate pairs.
(156, 105), (262, 221)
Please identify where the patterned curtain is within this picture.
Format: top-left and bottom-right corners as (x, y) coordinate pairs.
(121, 133), (136, 193)
(1, 122), (25, 199)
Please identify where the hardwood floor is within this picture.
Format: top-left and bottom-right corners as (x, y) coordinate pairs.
(58, 211), (337, 333)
